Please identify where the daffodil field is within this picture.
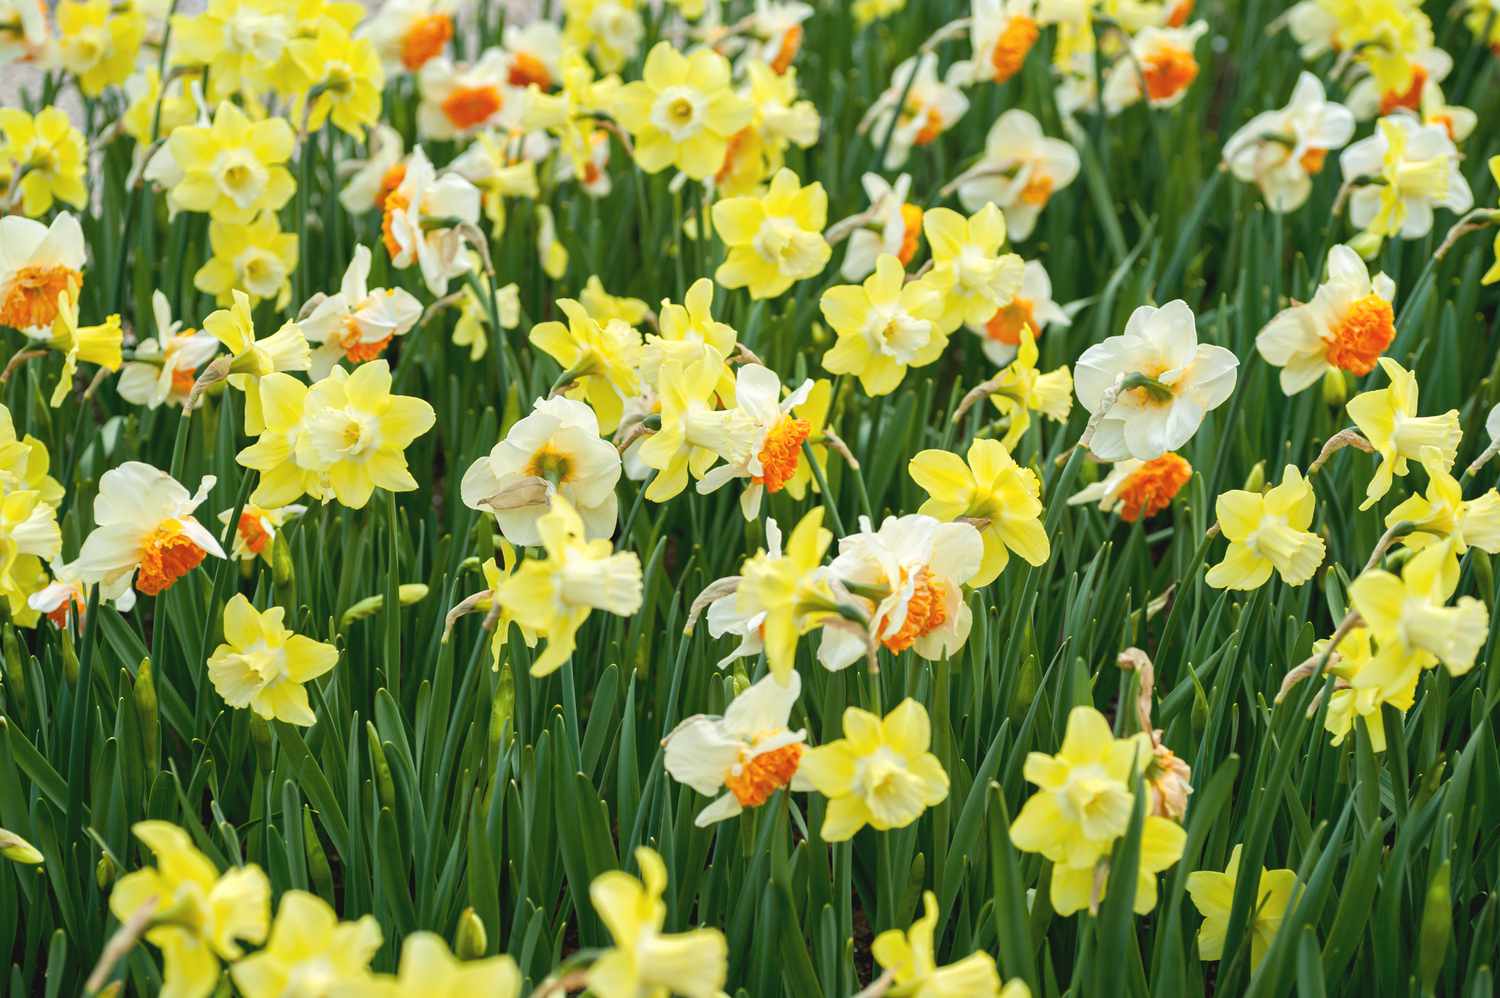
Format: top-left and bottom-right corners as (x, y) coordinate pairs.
(3, 0), (1500, 994)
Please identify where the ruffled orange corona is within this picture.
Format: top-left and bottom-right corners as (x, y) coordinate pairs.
(374, 162), (407, 210)
(1325, 295), (1395, 375)
(1117, 454), (1192, 522)
(1379, 66), (1426, 116)
(754, 416), (810, 493)
(400, 13), (453, 71)
(441, 86), (503, 131)
(985, 298), (1036, 346)
(724, 743), (804, 806)
(1, 266), (80, 329)
(1143, 47), (1199, 103)
(989, 16), (1038, 83)
(507, 51), (552, 89)
(881, 569), (948, 653)
(237, 511), (271, 555)
(135, 523), (209, 596)
(896, 203), (924, 265)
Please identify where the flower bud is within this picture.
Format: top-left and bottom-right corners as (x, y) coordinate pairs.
(1348, 230), (1383, 260)
(367, 723), (396, 810)
(1321, 368), (1349, 408)
(96, 852), (116, 887)
(249, 713), (274, 772)
(455, 907), (488, 960)
(1242, 460), (1265, 494)
(0, 827), (42, 865)
(134, 657), (159, 775)
(60, 626), (79, 685)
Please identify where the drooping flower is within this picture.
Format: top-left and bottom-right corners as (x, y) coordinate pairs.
(1320, 626), (1420, 752)
(1350, 540), (1489, 676)
(298, 245), (423, 379)
(1256, 245), (1395, 394)
(820, 514), (981, 669)
(1341, 114), (1472, 242)
(494, 496), (642, 676)
(108, 821), (270, 998)
(923, 203), (1026, 334)
(1387, 458), (1500, 556)
(529, 297), (644, 434)
(70, 462), (225, 605)
(204, 289), (312, 434)
(162, 101), (296, 224)
(1067, 454), (1193, 522)
(0, 107), (88, 216)
(1186, 846), (1300, 970)
(1205, 465), (1326, 590)
(295, 359), (437, 509)
(0, 213), (85, 333)
(872, 891), (1027, 998)
(820, 254), (947, 396)
(1222, 71), (1355, 212)
(219, 502), (305, 562)
(839, 172), (923, 282)
(117, 292), (221, 411)
(612, 41), (753, 180)
(586, 847), (728, 998)
(1345, 357), (1460, 509)
(908, 438), (1049, 586)
(1074, 299), (1238, 462)
(712, 167), (831, 299)
(799, 698), (949, 841)
(986, 327), (1073, 449)
(230, 891), (381, 997)
(0, 489), (61, 626)
(663, 671), (812, 825)
(45, 295), (124, 408)
(637, 356), (756, 502)
(461, 395), (621, 545)
(956, 110), (1080, 241)
(207, 595), (339, 726)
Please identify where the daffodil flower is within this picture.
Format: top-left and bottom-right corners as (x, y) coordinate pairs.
(1346, 357), (1460, 509)
(1205, 465), (1326, 590)
(820, 253), (947, 396)
(872, 891), (1027, 998)
(1186, 846), (1300, 969)
(1350, 540), (1489, 676)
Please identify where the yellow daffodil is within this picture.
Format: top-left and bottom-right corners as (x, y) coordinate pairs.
(1387, 457), (1500, 555)
(819, 254), (947, 396)
(562, 0), (643, 73)
(204, 289), (312, 434)
(1484, 156), (1500, 285)
(194, 212), (300, 308)
(123, 67), (199, 146)
(873, 892), (1028, 998)
(1186, 846), (1300, 969)
(715, 61), (820, 197)
(579, 275), (650, 328)
(908, 438), (1049, 587)
(1205, 465), (1326, 590)
(853, 0), (906, 26)
(170, 0), (291, 101)
(640, 277), (738, 394)
(923, 203), (1025, 334)
(230, 891), (381, 996)
(734, 506), (837, 681)
(0, 489), (61, 626)
(1341, 114), (1471, 243)
(0, 403), (64, 506)
(238, 374), (327, 507)
(1321, 626), (1421, 752)
(530, 298), (644, 433)
(56, 0), (145, 96)
(612, 41), (752, 180)
(296, 359), (436, 509)
(334, 932), (523, 997)
(207, 595), (339, 726)
(108, 820), (270, 998)
(495, 496), (642, 676)
(587, 847), (728, 998)
(799, 698), (949, 841)
(452, 280), (520, 361)
(1346, 357), (1461, 509)
(1350, 539), (1489, 676)
(987, 326), (1073, 449)
(1010, 705), (1185, 916)
(164, 102), (296, 223)
(638, 356), (755, 502)
(713, 167), (832, 299)
(0, 107), (88, 217)
(287, 22), (386, 137)
(46, 295), (124, 408)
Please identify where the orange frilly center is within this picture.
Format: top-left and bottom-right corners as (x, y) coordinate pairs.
(441, 85), (503, 130)
(508, 50), (552, 89)
(914, 106), (945, 146)
(341, 317), (394, 363)
(984, 297), (1036, 346)
(1142, 45), (1198, 102)
(1019, 171), (1054, 206)
(881, 568), (947, 653)
(170, 365), (197, 396)
(715, 127), (754, 184)
(1325, 293), (1394, 375)
(771, 24), (804, 74)
(46, 590), (85, 629)
(400, 13), (453, 71)
(381, 191), (409, 258)
(725, 742), (804, 807)
(1117, 453), (1192, 522)
(1378, 65), (1426, 116)
(136, 521), (207, 596)
(754, 415), (810, 493)
(1298, 147), (1327, 174)
(238, 511), (271, 555)
(1, 265), (81, 329)
(988, 15), (1039, 83)
(375, 162), (407, 210)
(896, 203), (924, 265)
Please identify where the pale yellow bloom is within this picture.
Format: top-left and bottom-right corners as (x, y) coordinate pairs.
(207, 595), (339, 726)
(712, 167), (831, 299)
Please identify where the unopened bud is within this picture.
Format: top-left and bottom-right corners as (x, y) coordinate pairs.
(1242, 460), (1265, 494)
(367, 723), (396, 810)
(134, 657), (159, 775)
(2, 625), (24, 705)
(341, 584), (429, 626)
(1348, 230), (1383, 260)
(96, 852), (116, 886)
(60, 626), (79, 685)
(303, 809), (334, 900)
(0, 827), (42, 865)
(1321, 368), (1349, 407)
(455, 907), (488, 959)
(249, 713), (274, 772)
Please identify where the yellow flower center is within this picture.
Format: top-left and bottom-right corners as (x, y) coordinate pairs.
(525, 445), (574, 485)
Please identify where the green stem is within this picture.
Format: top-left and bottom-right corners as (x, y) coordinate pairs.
(801, 440), (846, 536)
(384, 488), (403, 699)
